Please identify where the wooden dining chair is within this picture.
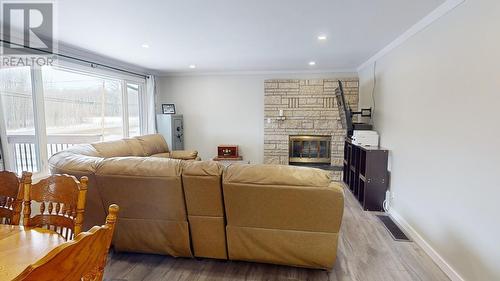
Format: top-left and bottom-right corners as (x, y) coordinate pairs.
(0, 170), (23, 225)
(22, 172), (88, 240)
(14, 204), (119, 281)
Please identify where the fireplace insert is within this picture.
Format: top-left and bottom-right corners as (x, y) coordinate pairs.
(289, 135), (331, 164)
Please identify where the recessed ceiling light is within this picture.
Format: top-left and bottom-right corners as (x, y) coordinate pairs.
(317, 35), (327, 41)
(189, 64), (196, 69)
(309, 61), (316, 66)
(141, 43), (150, 48)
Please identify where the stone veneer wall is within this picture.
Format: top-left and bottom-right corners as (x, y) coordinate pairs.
(264, 78), (359, 180)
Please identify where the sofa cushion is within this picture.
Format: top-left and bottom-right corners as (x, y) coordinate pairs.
(223, 164), (331, 187)
(95, 157), (182, 177)
(182, 161), (224, 216)
(134, 134), (169, 156)
(48, 149), (101, 174)
(63, 144), (101, 157)
(123, 138), (146, 156)
(151, 152), (171, 158)
(170, 150), (199, 160)
(182, 160), (223, 176)
(92, 140), (132, 158)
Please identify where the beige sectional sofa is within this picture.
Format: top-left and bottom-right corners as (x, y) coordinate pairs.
(49, 134), (344, 269)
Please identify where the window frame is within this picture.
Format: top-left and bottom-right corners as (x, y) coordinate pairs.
(0, 61), (147, 177)
(0, 84), (13, 171)
(123, 81), (144, 138)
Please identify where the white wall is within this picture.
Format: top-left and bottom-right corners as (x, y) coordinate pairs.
(358, 1), (500, 280)
(157, 72), (355, 164)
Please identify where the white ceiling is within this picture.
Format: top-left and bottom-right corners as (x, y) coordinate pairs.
(49, 0), (445, 74)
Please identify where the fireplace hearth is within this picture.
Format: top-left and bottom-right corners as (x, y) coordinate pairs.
(289, 135), (331, 164)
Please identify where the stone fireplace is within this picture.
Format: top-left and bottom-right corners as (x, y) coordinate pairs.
(264, 78), (359, 180)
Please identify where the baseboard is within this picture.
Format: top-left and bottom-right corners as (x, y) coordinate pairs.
(388, 209), (465, 281)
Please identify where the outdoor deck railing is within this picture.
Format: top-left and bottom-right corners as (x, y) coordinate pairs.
(6, 134), (102, 173)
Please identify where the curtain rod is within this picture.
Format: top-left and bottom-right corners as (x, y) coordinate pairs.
(0, 39), (148, 79)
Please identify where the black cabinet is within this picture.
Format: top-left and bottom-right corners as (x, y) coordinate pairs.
(343, 139), (388, 211)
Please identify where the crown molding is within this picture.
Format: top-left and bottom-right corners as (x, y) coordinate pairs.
(357, 0), (466, 71)
(160, 68), (358, 77)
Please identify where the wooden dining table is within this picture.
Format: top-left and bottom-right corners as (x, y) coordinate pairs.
(0, 224), (66, 280)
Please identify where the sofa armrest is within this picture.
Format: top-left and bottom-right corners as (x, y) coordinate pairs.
(170, 150), (199, 160)
(328, 182), (345, 232)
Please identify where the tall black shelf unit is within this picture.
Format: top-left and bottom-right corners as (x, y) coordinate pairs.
(343, 139), (389, 211)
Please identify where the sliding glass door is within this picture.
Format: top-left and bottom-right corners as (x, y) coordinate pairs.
(0, 66), (41, 173)
(126, 83), (141, 137)
(0, 64), (146, 175)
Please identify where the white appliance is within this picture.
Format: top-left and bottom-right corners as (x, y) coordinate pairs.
(352, 130), (379, 147)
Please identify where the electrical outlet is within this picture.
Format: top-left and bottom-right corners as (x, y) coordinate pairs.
(384, 190), (391, 212)
(385, 191), (391, 202)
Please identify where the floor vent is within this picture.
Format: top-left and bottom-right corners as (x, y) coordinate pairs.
(377, 215), (411, 242)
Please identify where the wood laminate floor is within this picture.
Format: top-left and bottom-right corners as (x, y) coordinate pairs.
(104, 186), (449, 281)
